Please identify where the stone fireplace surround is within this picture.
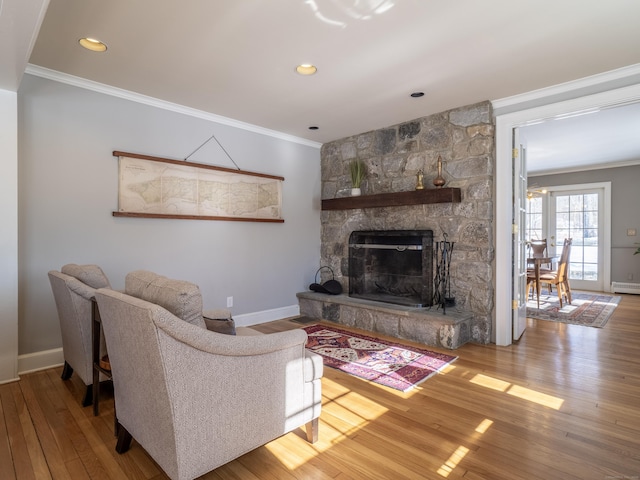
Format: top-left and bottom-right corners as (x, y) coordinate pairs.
(303, 101), (496, 346)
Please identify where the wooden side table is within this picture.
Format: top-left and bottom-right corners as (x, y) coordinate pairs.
(91, 298), (114, 426)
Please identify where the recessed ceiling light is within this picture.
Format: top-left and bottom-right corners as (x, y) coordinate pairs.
(410, 92), (425, 98)
(309, 126), (319, 130)
(79, 37), (108, 52)
(296, 64), (317, 75)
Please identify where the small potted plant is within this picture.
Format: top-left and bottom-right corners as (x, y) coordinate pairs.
(350, 159), (366, 196)
(635, 243), (640, 255)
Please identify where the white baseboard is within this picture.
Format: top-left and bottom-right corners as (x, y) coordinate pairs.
(0, 377), (21, 385)
(234, 304), (300, 327)
(15, 305), (301, 375)
(18, 347), (64, 375)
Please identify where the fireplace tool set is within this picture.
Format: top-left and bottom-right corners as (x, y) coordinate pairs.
(433, 233), (455, 314)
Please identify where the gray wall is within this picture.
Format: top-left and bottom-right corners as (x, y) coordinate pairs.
(530, 164), (640, 284)
(18, 74), (321, 355)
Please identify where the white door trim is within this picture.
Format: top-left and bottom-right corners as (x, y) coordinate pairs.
(494, 83), (640, 346)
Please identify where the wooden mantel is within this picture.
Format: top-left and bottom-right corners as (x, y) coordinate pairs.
(321, 187), (461, 211)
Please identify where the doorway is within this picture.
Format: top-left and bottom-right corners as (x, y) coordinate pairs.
(494, 82), (640, 346)
(524, 183), (611, 293)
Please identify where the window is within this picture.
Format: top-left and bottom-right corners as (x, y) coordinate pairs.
(526, 196), (543, 241)
(555, 192), (599, 281)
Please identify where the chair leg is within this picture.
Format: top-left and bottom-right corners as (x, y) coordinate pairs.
(114, 408), (119, 437)
(115, 423), (133, 453)
(61, 361), (74, 380)
(556, 283), (562, 308)
(82, 384), (93, 407)
(526, 278), (538, 301)
(564, 280), (572, 304)
(305, 418), (319, 444)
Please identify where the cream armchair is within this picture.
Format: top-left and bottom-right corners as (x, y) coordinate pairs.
(124, 269), (238, 334)
(94, 272), (322, 480)
(48, 264), (111, 406)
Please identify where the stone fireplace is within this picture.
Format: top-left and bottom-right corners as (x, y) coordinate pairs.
(306, 100), (496, 346)
(349, 230), (433, 307)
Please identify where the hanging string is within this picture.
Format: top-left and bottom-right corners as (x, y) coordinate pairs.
(184, 132), (241, 170)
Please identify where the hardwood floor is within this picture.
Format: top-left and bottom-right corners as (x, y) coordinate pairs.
(2, 294), (639, 479)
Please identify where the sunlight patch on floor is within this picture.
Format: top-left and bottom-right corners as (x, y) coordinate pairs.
(507, 384), (564, 409)
(439, 363), (457, 375)
(437, 446), (470, 477)
(470, 373), (510, 392)
(475, 418), (493, 434)
(470, 373), (564, 409)
(435, 419), (493, 477)
(265, 435), (320, 471)
(266, 376), (390, 470)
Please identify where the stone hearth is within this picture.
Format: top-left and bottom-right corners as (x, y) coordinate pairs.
(297, 292), (472, 350)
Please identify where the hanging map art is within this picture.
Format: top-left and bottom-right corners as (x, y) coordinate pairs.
(112, 151), (284, 223)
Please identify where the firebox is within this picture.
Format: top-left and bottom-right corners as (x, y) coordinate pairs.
(348, 230), (433, 308)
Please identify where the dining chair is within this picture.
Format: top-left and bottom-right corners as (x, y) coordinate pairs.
(528, 238), (573, 308)
(527, 238), (552, 271)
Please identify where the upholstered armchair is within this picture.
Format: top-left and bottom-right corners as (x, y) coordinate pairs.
(48, 264), (111, 406)
(94, 271), (322, 480)
(123, 269), (240, 334)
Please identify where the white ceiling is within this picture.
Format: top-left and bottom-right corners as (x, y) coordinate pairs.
(4, 0), (640, 167)
(523, 101), (640, 175)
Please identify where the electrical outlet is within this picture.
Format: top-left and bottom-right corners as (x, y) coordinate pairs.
(628, 274), (634, 281)
(226, 296), (233, 308)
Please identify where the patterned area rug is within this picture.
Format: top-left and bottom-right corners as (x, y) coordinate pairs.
(526, 291), (620, 328)
(303, 325), (457, 392)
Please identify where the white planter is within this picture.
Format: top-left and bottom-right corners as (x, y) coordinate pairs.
(351, 187), (362, 196)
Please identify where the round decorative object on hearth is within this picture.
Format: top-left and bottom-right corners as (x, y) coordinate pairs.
(309, 266), (342, 295)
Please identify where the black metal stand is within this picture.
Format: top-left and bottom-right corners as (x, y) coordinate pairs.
(433, 233), (455, 314)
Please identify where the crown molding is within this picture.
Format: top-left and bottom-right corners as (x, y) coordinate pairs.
(492, 63), (640, 110)
(24, 64), (322, 149)
(528, 158), (640, 177)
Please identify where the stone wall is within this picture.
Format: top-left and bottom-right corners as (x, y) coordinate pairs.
(319, 101), (495, 344)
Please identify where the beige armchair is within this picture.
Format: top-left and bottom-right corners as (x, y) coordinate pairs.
(48, 264), (111, 406)
(124, 269), (238, 334)
(94, 271), (322, 480)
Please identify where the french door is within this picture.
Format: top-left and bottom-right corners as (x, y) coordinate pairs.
(512, 133), (527, 341)
(548, 186), (608, 292)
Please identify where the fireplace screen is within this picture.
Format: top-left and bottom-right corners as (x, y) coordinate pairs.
(348, 230), (433, 307)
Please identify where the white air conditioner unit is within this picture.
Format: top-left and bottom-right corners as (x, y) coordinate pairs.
(611, 282), (640, 294)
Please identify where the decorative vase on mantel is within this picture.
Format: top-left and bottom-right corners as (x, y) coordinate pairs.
(433, 155), (446, 188)
(351, 187), (362, 197)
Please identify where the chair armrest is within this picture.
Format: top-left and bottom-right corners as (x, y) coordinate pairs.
(155, 311), (308, 357)
(304, 350), (323, 382)
(202, 308), (232, 320)
(66, 278), (98, 301)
